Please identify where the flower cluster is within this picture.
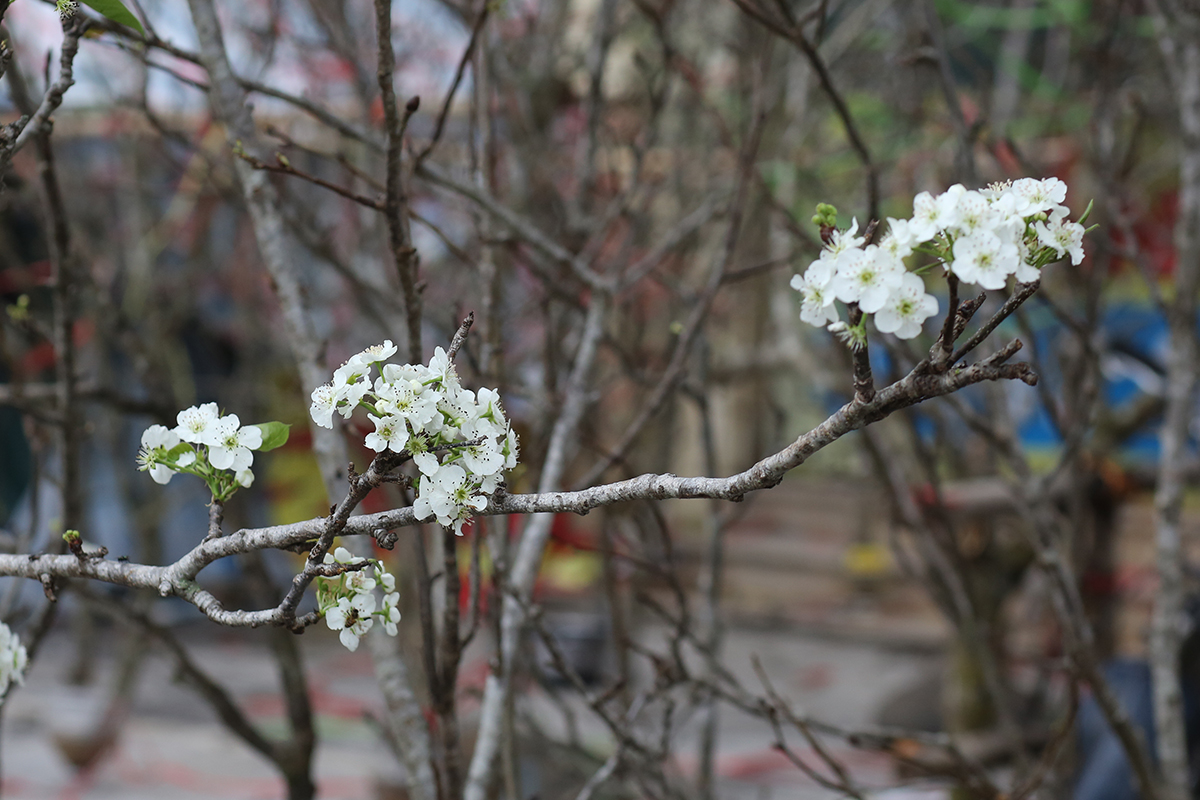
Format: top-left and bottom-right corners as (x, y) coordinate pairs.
(137, 404), (289, 501)
(791, 178), (1089, 342)
(0, 622), (27, 694)
(310, 341), (519, 535)
(316, 547), (401, 652)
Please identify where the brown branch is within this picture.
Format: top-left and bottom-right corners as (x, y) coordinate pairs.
(375, 0), (423, 364)
(414, 2), (489, 169)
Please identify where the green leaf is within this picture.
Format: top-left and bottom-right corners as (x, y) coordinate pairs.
(253, 422), (291, 452)
(166, 442), (195, 461)
(79, 0), (144, 36)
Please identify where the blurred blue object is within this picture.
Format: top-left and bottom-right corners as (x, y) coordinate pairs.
(1075, 659), (1157, 800)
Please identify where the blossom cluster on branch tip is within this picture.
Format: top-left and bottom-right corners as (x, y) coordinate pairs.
(0, 623), (27, 694)
(316, 547), (401, 652)
(137, 404), (290, 502)
(310, 340), (519, 536)
(792, 177), (1090, 344)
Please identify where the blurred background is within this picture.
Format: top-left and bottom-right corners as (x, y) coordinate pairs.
(0, 0), (1193, 798)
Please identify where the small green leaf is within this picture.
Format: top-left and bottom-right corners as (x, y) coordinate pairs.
(79, 0), (144, 35)
(1077, 198), (1094, 225)
(253, 422), (291, 452)
(166, 442), (195, 460)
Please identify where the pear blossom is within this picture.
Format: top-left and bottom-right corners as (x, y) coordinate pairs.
(324, 546), (364, 566)
(426, 347), (461, 392)
(380, 594), (402, 636)
(461, 437), (505, 476)
(1035, 217), (1086, 265)
(951, 230), (1020, 290)
(413, 464), (489, 535)
(207, 415), (263, 471)
(790, 178), (1089, 348)
(325, 597), (353, 631)
(1011, 177), (1067, 215)
(948, 190), (996, 236)
(0, 623), (27, 693)
(310, 383), (338, 429)
(316, 555), (401, 652)
(364, 413), (410, 453)
(311, 340), (519, 545)
(413, 449), (441, 477)
(138, 425), (185, 485)
(142, 406), (287, 500)
(790, 271), (840, 326)
(874, 273), (939, 340)
(175, 403), (220, 445)
(831, 247), (904, 313)
(340, 616), (373, 651)
(331, 364), (371, 417)
(501, 428), (520, 470)
(910, 185), (965, 239)
(347, 339), (397, 369)
(821, 218), (865, 260)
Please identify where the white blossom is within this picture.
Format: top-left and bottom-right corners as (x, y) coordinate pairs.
(874, 273), (939, 340)
(789, 180), (1087, 356)
(1011, 177), (1067, 215)
(821, 218), (865, 261)
(414, 464), (488, 535)
(910, 185), (965, 240)
(331, 363), (371, 417)
(0, 623), (27, 693)
(310, 383), (338, 429)
(341, 616), (373, 652)
(207, 415), (262, 471)
(947, 190), (997, 237)
(789, 270), (839, 326)
(380, 594), (402, 636)
(347, 339), (397, 369)
(831, 246), (904, 313)
(461, 437), (505, 476)
(319, 558), (398, 652)
(426, 347), (461, 392)
(138, 425), (184, 485)
(364, 413), (410, 453)
(346, 569), (377, 597)
(325, 547), (364, 566)
(311, 342), (520, 549)
(501, 428), (520, 470)
(951, 230), (1020, 290)
(174, 403), (221, 445)
(1035, 217), (1086, 265)
(325, 597), (352, 631)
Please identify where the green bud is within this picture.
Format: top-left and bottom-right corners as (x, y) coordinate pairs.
(812, 203), (838, 229)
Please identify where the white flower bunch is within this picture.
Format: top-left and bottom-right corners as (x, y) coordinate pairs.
(316, 547), (401, 652)
(792, 178), (1089, 342)
(310, 341), (519, 535)
(137, 404), (290, 501)
(0, 622), (28, 694)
